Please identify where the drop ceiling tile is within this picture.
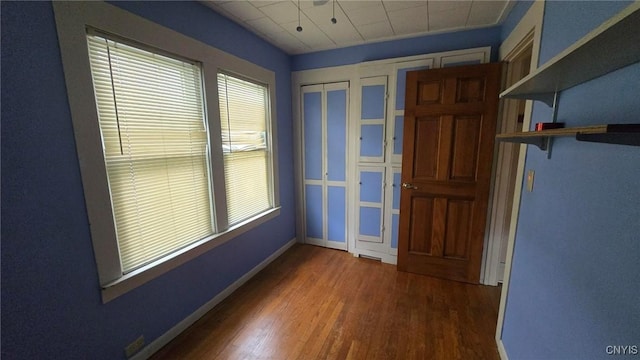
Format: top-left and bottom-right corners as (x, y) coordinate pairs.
(246, 16), (286, 35)
(319, 21), (363, 45)
(219, 1), (265, 21)
(253, 1), (286, 8)
(267, 30), (311, 53)
(382, 1), (426, 12)
(338, 0), (382, 13)
(346, 3), (388, 26)
(305, 2), (362, 44)
(260, 1), (300, 23)
(357, 20), (394, 41)
(297, 0), (334, 9)
(282, 13), (336, 48)
(302, 1), (338, 23)
(388, 5), (428, 35)
(429, 7), (471, 31)
(428, 0), (472, 13)
(466, 1), (507, 26)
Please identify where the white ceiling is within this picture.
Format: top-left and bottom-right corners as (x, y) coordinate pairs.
(202, 0), (514, 55)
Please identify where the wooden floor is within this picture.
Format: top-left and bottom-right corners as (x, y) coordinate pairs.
(152, 245), (502, 360)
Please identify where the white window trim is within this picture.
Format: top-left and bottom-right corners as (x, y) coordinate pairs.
(53, 1), (280, 303)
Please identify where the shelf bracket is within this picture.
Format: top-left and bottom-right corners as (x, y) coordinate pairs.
(545, 91), (561, 159)
(550, 91), (560, 122)
(537, 92), (558, 107)
(497, 136), (548, 151)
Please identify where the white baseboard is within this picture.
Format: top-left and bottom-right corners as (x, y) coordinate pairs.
(497, 338), (509, 360)
(132, 237), (297, 360)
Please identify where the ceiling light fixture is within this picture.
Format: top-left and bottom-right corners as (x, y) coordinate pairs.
(331, 0), (337, 24)
(296, 0), (303, 32)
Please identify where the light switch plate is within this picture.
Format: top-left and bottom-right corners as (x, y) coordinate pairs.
(527, 170), (535, 192)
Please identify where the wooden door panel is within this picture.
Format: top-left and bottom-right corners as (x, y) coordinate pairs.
(404, 254), (468, 281)
(450, 115), (482, 181)
(444, 199), (473, 259)
(409, 181), (476, 198)
(398, 63), (502, 283)
(417, 80), (444, 105)
(412, 117), (441, 179)
(407, 196), (474, 259)
(456, 77), (486, 103)
(413, 103), (486, 117)
(429, 198), (448, 257)
(408, 196), (435, 254)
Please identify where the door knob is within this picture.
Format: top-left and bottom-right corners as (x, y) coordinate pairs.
(402, 183), (418, 190)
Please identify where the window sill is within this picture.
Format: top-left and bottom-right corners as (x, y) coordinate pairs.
(101, 207), (281, 303)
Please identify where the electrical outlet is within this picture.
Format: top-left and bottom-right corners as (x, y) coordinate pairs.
(124, 335), (145, 358)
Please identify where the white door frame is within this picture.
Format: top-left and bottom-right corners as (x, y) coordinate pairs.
(493, 2), (545, 359)
(482, 35), (534, 286)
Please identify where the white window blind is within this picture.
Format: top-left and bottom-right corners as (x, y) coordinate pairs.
(217, 73), (273, 225)
(87, 34), (213, 273)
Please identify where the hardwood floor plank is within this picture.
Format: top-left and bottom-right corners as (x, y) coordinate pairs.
(151, 245), (501, 360)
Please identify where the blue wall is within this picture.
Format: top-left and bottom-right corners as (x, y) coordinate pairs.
(292, 26), (502, 71)
(0, 2), (294, 359)
(500, 0), (534, 41)
(502, 2), (640, 359)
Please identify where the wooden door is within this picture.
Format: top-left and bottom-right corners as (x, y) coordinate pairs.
(397, 63), (502, 283)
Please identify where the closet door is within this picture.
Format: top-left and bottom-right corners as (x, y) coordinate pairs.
(301, 83), (348, 250)
(356, 166), (386, 253)
(386, 167), (402, 256)
(359, 77), (387, 163)
(325, 83), (348, 247)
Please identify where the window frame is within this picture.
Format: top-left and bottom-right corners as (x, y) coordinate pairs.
(53, 1), (280, 303)
(217, 72), (277, 226)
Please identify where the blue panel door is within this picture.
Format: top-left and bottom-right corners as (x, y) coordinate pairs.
(360, 171), (383, 203)
(391, 214), (399, 249)
(359, 207), (381, 237)
(392, 171), (401, 211)
(326, 89), (346, 182)
(305, 184), (323, 239)
(303, 91), (322, 181)
(359, 77), (386, 163)
(390, 168), (401, 250)
(360, 124), (384, 158)
(361, 85), (386, 119)
(358, 167), (385, 243)
(327, 186), (346, 243)
(393, 115), (404, 156)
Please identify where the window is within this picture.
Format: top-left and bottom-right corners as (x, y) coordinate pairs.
(53, 2), (279, 302)
(218, 74), (273, 225)
(87, 34), (214, 273)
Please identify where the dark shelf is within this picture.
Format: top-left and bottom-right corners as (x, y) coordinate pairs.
(575, 124), (640, 146)
(497, 124), (640, 149)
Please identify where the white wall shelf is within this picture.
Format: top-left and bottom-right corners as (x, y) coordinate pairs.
(500, 3), (640, 106)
